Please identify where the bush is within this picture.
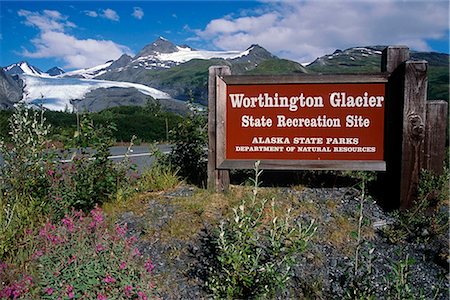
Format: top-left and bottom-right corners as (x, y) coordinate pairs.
(49, 116), (130, 218)
(207, 161), (316, 298)
(168, 107), (207, 186)
(0, 105), (54, 260)
(0, 206), (157, 299)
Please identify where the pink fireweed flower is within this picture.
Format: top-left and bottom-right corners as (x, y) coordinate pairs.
(67, 255), (77, 265)
(116, 224), (127, 237)
(138, 291), (148, 300)
(144, 259), (154, 273)
(45, 287), (54, 295)
(67, 285), (74, 299)
(119, 261), (127, 270)
(39, 222), (63, 244)
(73, 210), (84, 221)
(61, 215), (75, 233)
(96, 243), (105, 253)
(124, 285), (133, 297)
(103, 275), (116, 284)
(89, 205), (104, 229)
(126, 236), (137, 247)
(132, 248), (141, 257)
(97, 293), (107, 300)
(47, 169), (55, 176)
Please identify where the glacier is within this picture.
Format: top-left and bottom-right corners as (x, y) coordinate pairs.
(21, 74), (171, 111)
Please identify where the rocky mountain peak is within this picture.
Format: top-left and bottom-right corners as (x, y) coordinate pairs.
(109, 54), (133, 70)
(135, 37), (179, 58)
(46, 66), (65, 76)
(4, 61), (44, 76)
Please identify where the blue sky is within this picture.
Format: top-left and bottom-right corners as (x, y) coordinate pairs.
(1, 0), (449, 71)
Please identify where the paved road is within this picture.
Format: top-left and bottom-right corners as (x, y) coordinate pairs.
(0, 144), (172, 174)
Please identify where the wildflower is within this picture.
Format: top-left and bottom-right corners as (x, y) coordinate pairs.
(116, 224), (127, 237)
(97, 293), (107, 300)
(124, 285), (133, 297)
(138, 291), (148, 300)
(126, 236), (137, 247)
(103, 274), (116, 284)
(45, 287), (54, 295)
(144, 259), (154, 273)
(132, 248), (141, 257)
(96, 244), (105, 253)
(61, 215), (75, 232)
(119, 261), (127, 270)
(89, 205), (104, 229)
(48, 169), (55, 176)
(67, 285), (74, 299)
(67, 255), (77, 265)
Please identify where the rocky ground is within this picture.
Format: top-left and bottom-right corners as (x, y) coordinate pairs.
(115, 184), (448, 299)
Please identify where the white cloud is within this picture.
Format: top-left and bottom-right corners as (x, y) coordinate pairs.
(18, 9), (76, 32)
(84, 10), (98, 18)
(18, 9), (132, 69)
(196, 1), (449, 63)
(132, 7), (144, 20)
(101, 8), (119, 22)
(23, 31), (133, 69)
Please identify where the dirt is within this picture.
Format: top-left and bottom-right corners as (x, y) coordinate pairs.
(116, 184), (449, 299)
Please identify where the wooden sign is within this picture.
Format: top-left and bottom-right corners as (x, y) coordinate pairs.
(215, 74), (387, 171)
(208, 47), (448, 210)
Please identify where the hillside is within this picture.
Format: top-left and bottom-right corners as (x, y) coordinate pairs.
(306, 46), (449, 101)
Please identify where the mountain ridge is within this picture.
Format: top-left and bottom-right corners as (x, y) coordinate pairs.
(1, 39), (448, 110)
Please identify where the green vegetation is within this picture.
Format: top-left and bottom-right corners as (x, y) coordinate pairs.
(382, 169), (449, 244)
(0, 102), (183, 144)
(207, 162), (316, 299)
(245, 58), (308, 75)
(165, 106), (208, 186)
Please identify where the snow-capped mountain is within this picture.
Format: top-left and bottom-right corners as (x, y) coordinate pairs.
(46, 67), (65, 76)
(4, 61), (45, 77)
(0, 37), (302, 110)
(61, 61), (114, 79)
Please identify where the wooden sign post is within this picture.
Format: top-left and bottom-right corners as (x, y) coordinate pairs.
(208, 46), (447, 210)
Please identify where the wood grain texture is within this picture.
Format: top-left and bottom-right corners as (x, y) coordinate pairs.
(222, 73), (388, 85)
(423, 101), (448, 175)
(381, 46), (410, 73)
(218, 160), (386, 171)
(400, 60), (428, 209)
(207, 66), (231, 191)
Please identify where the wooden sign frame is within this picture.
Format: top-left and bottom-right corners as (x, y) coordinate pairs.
(215, 74), (388, 171)
(208, 46), (448, 210)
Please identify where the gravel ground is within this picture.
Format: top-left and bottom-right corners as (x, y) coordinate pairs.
(117, 185), (448, 299)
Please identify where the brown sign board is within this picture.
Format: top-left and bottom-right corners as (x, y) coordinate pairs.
(215, 74), (388, 171)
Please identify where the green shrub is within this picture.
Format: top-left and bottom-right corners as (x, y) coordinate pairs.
(168, 107), (207, 186)
(49, 116), (130, 218)
(0, 105), (54, 260)
(207, 161), (316, 298)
